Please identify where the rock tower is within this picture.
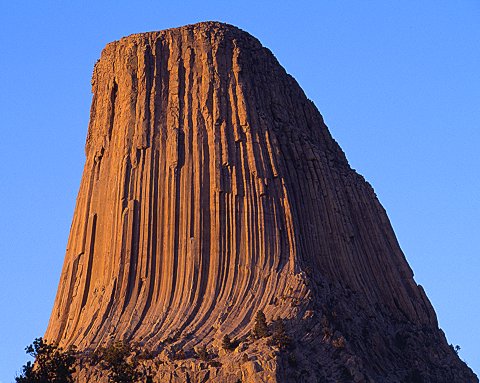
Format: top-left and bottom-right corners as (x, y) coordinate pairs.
(46, 22), (477, 382)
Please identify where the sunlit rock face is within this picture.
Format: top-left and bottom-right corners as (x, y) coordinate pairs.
(46, 22), (477, 382)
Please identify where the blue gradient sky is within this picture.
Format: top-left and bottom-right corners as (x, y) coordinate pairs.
(1, 1), (478, 380)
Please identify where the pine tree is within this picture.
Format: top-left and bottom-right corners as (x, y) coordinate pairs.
(252, 310), (269, 339)
(271, 319), (291, 348)
(15, 337), (76, 383)
(97, 341), (144, 383)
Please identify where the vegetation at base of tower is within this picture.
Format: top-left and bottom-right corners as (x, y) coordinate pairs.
(15, 320), (298, 382)
(270, 319), (291, 349)
(94, 341), (149, 383)
(15, 337), (76, 383)
(252, 310), (270, 339)
(251, 312), (293, 349)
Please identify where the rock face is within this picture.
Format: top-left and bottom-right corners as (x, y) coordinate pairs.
(46, 22), (477, 382)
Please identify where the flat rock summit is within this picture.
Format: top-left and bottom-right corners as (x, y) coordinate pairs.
(46, 22), (477, 382)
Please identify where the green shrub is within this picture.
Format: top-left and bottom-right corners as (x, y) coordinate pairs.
(15, 337), (76, 383)
(96, 341), (145, 383)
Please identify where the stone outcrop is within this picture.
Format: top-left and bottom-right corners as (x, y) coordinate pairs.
(45, 22), (477, 382)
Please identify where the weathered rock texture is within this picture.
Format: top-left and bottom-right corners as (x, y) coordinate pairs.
(46, 22), (477, 382)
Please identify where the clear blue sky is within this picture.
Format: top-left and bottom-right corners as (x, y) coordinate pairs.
(0, 1), (478, 380)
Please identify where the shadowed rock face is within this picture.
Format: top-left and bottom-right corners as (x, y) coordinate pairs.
(46, 22), (477, 382)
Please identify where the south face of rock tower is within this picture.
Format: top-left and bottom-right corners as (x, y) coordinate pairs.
(46, 22), (477, 382)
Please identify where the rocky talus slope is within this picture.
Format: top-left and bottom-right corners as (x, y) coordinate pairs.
(45, 22), (477, 382)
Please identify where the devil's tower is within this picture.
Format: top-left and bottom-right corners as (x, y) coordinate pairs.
(46, 22), (476, 382)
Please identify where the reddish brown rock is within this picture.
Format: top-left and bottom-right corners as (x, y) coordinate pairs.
(46, 22), (477, 382)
